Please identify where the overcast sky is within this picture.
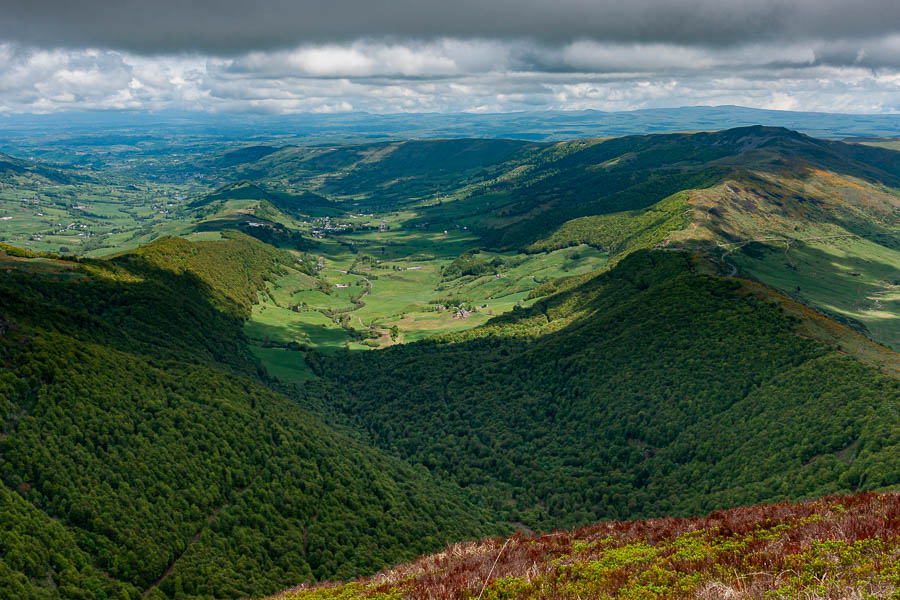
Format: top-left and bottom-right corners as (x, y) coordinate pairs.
(1, 0), (899, 114)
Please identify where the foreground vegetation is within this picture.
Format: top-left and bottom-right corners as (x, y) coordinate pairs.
(274, 491), (900, 600)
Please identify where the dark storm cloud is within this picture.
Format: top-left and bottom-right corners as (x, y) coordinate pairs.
(2, 0), (899, 115)
(2, 0), (899, 54)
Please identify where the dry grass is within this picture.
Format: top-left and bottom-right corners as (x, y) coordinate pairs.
(268, 492), (900, 600)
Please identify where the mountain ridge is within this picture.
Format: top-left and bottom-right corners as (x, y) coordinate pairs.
(303, 250), (900, 531)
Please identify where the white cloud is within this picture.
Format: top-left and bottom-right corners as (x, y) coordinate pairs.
(0, 37), (899, 115)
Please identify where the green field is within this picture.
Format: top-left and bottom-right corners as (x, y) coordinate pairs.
(733, 237), (900, 350)
(241, 228), (608, 378)
(249, 345), (319, 383)
(0, 173), (199, 256)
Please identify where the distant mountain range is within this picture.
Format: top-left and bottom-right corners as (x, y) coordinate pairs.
(2, 106), (900, 150)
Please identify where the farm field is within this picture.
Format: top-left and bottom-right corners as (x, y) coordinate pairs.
(0, 173), (199, 256)
(242, 224), (608, 378)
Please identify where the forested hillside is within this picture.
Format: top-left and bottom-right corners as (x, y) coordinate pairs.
(458, 126), (900, 249)
(305, 251), (900, 530)
(0, 236), (495, 600)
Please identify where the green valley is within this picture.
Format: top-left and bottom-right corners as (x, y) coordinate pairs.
(303, 250), (900, 531)
(1, 124), (898, 600)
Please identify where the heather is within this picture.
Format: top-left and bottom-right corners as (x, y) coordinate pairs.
(275, 492), (900, 600)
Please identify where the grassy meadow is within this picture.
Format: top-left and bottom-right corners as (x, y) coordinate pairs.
(241, 212), (608, 379)
(732, 237), (900, 351)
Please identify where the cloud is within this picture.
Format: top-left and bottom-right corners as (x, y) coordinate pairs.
(0, 33), (899, 115)
(0, 0), (897, 115)
(218, 40), (504, 79)
(1, 0), (899, 54)
(0, 44), (208, 113)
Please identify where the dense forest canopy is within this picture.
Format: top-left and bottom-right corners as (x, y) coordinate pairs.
(0, 236), (495, 600)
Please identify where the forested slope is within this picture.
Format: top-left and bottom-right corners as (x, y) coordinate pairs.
(211, 127), (900, 255)
(0, 152), (91, 185)
(0, 236), (495, 600)
(305, 251), (900, 530)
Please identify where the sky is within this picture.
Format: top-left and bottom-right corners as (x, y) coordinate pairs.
(1, 0), (899, 115)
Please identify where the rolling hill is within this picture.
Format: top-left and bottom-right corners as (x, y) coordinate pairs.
(206, 126), (899, 349)
(439, 126), (900, 248)
(0, 152), (90, 185)
(303, 250), (899, 531)
(205, 128), (898, 247)
(6, 107), (900, 170)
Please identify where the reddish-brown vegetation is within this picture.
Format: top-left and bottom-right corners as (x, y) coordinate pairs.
(271, 492), (900, 599)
